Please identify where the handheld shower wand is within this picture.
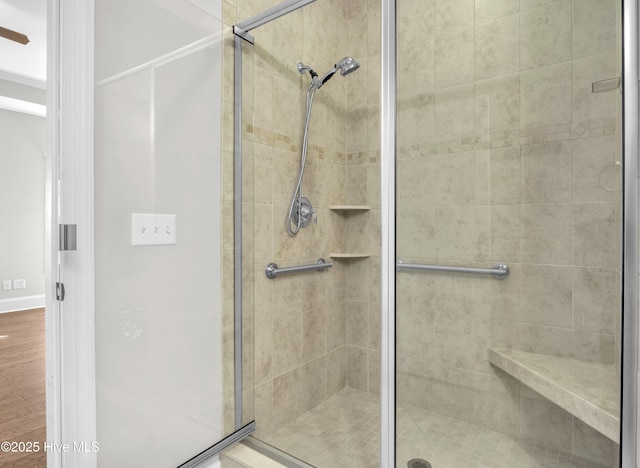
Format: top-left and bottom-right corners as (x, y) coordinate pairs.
(286, 77), (318, 236)
(286, 58), (361, 236)
(317, 57), (361, 88)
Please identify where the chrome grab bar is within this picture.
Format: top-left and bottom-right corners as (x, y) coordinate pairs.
(265, 258), (332, 279)
(396, 259), (509, 279)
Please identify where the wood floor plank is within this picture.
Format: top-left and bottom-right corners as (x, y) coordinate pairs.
(0, 308), (46, 467)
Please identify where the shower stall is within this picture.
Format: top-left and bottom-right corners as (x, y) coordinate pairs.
(228, 0), (632, 466)
(92, 0), (636, 466)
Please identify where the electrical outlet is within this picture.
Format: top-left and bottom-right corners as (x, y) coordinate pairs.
(2, 280), (11, 290)
(12, 279), (26, 289)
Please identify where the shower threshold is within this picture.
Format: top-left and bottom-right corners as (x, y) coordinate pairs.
(239, 437), (316, 468)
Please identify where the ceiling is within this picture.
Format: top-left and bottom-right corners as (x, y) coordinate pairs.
(0, 0), (46, 85)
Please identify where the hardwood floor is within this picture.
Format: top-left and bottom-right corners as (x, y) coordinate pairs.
(0, 308), (46, 468)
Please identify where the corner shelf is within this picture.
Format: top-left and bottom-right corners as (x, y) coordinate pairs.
(329, 253), (371, 259)
(329, 205), (371, 213)
(488, 347), (619, 443)
(329, 207), (371, 259)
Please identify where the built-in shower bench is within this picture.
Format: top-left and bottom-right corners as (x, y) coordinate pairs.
(488, 348), (619, 443)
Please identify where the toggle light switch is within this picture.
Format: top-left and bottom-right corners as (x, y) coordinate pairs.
(132, 213), (177, 246)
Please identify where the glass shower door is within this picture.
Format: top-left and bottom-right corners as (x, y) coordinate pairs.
(93, 2), (252, 466)
(394, 1), (622, 467)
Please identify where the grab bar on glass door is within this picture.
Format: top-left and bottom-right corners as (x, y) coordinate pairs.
(265, 258), (332, 279)
(396, 259), (509, 279)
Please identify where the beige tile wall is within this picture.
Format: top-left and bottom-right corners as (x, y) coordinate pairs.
(222, 0), (362, 438)
(344, 0), (382, 398)
(395, 0), (620, 465)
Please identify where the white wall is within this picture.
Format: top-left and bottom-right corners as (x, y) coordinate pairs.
(0, 108), (45, 310)
(94, 1), (224, 466)
(0, 78), (45, 105)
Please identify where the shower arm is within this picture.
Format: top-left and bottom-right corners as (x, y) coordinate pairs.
(297, 63), (318, 78)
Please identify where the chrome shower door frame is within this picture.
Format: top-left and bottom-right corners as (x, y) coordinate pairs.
(231, 0), (317, 432)
(621, 0), (638, 465)
(380, 0), (396, 466)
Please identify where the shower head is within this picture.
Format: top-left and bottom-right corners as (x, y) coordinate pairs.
(317, 57), (360, 88)
(298, 57), (360, 90)
(335, 56), (360, 76)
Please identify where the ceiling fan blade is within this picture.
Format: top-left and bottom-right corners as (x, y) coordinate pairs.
(0, 27), (29, 45)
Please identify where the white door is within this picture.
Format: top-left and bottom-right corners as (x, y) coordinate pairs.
(46, 1), (97, 467)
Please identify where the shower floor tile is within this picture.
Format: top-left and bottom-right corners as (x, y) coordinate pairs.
(259, 387), (613, 468)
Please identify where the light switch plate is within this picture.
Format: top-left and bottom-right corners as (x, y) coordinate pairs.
(132, 213), (177, 246)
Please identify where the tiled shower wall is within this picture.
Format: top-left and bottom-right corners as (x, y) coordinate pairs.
(343, 0), (382, 397)
(395, 0), (620, 466)
(222, 0), (360, 437)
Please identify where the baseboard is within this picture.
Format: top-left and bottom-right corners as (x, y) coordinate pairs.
(0, 295), (46, 314)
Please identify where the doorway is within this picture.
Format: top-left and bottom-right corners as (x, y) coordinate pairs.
(0, 3), (48, 467)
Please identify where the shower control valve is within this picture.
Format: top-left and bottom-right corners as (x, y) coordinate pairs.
(292, 196), (317, 229)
